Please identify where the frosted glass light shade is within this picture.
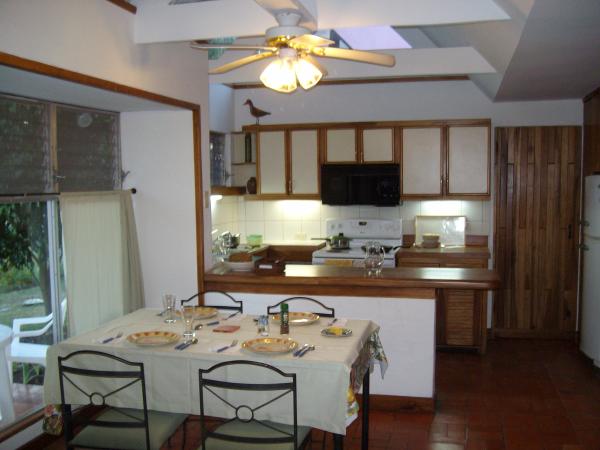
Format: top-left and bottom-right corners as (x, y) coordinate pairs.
(295, 58), (322, 90)
(260, 58), (297, 93)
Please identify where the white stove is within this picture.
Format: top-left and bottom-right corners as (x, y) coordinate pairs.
(312, 219), (402, 268)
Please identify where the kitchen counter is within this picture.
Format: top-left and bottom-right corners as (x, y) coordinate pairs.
(204, 264), (500, 298)
(396, 245), (490, 259)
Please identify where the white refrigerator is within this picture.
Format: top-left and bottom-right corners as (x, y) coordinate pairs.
(581, 174), (600, 367)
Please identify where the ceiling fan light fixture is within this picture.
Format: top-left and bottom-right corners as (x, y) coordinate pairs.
(295, 57), (322, 90)
(260, 56), (297, 93)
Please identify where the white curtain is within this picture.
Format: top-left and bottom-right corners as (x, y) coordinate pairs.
(60, 191), (144, 336)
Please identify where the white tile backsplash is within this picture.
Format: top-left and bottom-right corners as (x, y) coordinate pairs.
(301, 220), (321, 239)
(245, 200), (264, 221)
(211, 197), (491, 243)
(264, 221), (284, 242)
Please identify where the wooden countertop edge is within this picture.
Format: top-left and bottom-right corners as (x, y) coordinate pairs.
(204, 265), (500, 292)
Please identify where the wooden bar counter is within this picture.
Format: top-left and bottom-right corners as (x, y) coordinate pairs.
(205, 264), (500, 297)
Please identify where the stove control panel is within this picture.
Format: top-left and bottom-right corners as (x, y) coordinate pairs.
(325, 219), (402, 240)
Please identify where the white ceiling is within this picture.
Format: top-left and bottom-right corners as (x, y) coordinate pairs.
(129, 0), (600, 101)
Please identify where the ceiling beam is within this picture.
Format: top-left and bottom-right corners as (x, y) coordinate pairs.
(134, 0), (510, 44)
(208, 47), (496, 84)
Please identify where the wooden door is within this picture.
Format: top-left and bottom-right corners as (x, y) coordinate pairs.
(494, 127), (581, 337)
(290, 129), (319, 195)
(258, 131), (286, 194)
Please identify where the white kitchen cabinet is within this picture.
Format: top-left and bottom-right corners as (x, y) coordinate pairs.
(325, 128), (356, 162)
(447, 125), (489, 195)
(258, 131), (286, 194)
(402, 127), (443, 196)
(290, 129), (319, 194)
(362, 128), (394, 162)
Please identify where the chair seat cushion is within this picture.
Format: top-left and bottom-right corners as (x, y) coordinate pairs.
(201, 419), (311, 450)
(69, 407), (186, 450)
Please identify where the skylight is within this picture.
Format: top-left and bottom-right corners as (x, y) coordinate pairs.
(335, 26), (411, 50)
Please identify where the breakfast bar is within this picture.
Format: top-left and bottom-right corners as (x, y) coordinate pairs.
(203, 264), (500, 410)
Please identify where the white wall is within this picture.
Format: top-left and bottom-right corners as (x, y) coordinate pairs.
(232, 80), (582, 129)
(0, 0), (212, 275)
(209, 84), (235, 132)
(121, 111), (198, 305)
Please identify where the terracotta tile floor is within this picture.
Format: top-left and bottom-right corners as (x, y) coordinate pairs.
(162, 339), (600, 450)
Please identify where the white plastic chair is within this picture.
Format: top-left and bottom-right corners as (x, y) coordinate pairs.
(8, 299), (67, 383)
(0, 324), (15, 426)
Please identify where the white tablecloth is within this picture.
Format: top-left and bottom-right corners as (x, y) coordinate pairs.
(43, 309), (379, 435)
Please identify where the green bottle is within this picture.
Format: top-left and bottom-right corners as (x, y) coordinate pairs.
(280, 302), (289, 335)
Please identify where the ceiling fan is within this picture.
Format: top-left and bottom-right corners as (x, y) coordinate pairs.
(191, 10), (396, 93)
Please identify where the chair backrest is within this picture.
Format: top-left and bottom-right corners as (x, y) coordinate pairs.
(267, 296), (335, 318)
(58, 350), (150, 450)
(198, 360), (299, 449)
(181, 290), (243, 313)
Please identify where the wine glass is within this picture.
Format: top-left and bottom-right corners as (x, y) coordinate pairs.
(182, 305), (195, 340)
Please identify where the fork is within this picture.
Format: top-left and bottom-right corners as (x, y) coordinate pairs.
(101, 332), (123, 344)
(216, 339), (238, 353)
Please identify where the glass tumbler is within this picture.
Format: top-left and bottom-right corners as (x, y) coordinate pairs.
(364, 241), (385, 276)
(162, 294), (177, 323)
(182, 305), (195, 340)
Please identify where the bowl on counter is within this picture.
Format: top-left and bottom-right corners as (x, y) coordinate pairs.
(246, 234), (263, 247)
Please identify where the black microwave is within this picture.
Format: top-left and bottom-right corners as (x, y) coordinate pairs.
(321, 163), (400, 206)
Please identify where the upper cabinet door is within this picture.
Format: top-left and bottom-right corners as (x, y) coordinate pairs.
(402, 127), (443, 196)
(290, 129), (319, 195)
(325, 128), (357, 162)
(362, 128), (394, 162)
(258, 131), (286, 194)
(447, 125), (489, 196)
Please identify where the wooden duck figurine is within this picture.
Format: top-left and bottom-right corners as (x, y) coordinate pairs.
(244, 99), (270, 124)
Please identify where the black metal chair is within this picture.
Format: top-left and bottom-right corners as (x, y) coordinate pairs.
(180, 290), (243, 313)
(267, 296), (335, 318)
(58, 350), (187, 450)
(198, 360), (311, 450)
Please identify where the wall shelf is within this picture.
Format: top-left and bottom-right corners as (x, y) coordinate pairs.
(211, 186), (246, 196)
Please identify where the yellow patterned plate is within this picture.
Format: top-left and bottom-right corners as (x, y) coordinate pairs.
(241, 337), (298, 354)
(127, 331), (180, 346)
(270, 312), (319, 326)
(176, 306), (218, 320)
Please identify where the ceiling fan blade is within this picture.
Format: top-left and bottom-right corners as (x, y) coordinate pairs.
(301, 54), (328, 77)
(288, 34), (334, 49)
(209, 51), (277, 74)
(311, 47), (395, 67)
(191, 44), (278, 51)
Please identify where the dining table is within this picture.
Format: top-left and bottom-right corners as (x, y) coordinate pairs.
(43, 308), (387, 450)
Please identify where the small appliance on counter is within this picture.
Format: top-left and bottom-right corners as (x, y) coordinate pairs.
(311, 219), (402, 268)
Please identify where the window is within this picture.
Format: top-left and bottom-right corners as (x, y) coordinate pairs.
(0, 94), (121, 195)
(0, 94), (120, 430)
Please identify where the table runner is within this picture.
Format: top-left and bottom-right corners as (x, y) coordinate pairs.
(43, 309), (383, 435)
